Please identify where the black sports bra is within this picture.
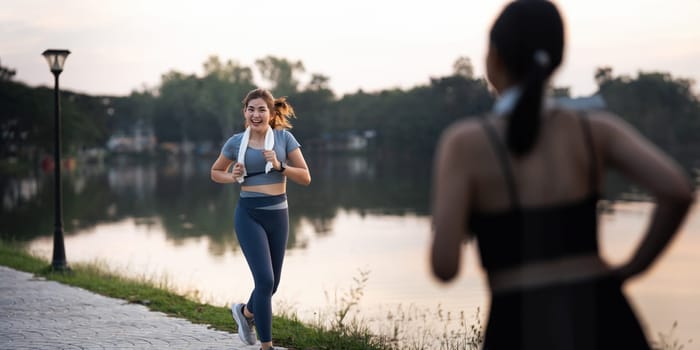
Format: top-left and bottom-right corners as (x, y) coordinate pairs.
(469, 114), (600, 272)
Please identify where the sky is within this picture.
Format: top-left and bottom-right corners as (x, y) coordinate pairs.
(2, 0), (700, 98)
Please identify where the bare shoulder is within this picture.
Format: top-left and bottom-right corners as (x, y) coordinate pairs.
(583, 110), (642, 142)
(434, 117), (492, 173)
(585, 110), (631, 129)
(438, 117), (486, 149)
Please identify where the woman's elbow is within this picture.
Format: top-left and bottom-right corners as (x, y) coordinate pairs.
(673, 189), (695, 214)
(680, 182), (695, 205)
(431, 248), (459, 282)
(679, 188), (695, 208)
(432, 260), (459, 282)
(210, 171), (224, 184)
(297, 172), (311, 186)
(664, 178), (695, 206)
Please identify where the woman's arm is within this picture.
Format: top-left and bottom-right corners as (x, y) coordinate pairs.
(278, 148), (311, 186)
(430, 124), (473, 282)
(210, 153), (238, 184)
(595, 112), (695, 281)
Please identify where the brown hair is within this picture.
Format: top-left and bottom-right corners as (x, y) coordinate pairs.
(241, 88), (296, 129)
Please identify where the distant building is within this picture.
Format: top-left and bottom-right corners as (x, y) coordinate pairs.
(312, 130), (377, 152)
(554, 94), (607, 110)
(106, 121), (156, 153)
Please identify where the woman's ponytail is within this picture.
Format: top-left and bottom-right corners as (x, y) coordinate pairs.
(506, 50), (550, 156)
(489, 0), (564, 157)
(271, 97), (296, 129)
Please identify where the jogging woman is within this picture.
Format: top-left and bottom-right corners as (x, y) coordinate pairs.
(211, 88), (311, 350)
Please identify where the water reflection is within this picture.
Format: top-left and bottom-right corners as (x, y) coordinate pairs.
(2, 175), (40, 211)
(0, 153), (695, 248)
(1, 153), (434, 250)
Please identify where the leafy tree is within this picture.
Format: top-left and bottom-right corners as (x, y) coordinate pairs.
(323, 73), (493, 155)
(0, 81), (49, 158)
(3, 54), (699, 170)
(112, 89), (157, 130)
(596, 67), (700, 162)
(306, 73), (332, 92)
(153, 71), (203, 144)
(255, 56), (305, 96)
(0, 58), (17, 81)
(287, 87), (335, 143)
(453, 56), (475, 79)
(0, 79), (109, 158)
(199, 56), (255, 139)
(594, 66), (614, 86)
(59, 92), (111, 153)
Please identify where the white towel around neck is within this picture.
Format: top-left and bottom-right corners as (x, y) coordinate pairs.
(235, 127), (275, 183)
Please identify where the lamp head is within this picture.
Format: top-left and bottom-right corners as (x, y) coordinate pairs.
(42, 49), (71, 73)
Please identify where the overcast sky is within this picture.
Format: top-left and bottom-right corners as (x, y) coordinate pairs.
(2, 0), (699, 97)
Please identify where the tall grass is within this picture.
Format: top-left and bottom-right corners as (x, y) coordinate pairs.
(651, 321), (694, 350)
(308, 269), (484, 350)
(315, 268), (691, 350)
(366, 303), (483, 350)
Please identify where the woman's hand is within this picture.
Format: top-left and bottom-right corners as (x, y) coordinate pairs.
(232, 162), (246, 180)
(262, 150), (281, 170)
(596, 112), (694, 283)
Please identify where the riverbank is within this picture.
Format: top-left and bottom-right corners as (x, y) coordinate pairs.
(2, 238), (691, 350)
(0, 240), (386, 350)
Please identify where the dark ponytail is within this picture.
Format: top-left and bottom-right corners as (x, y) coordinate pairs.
(507, 51), (551, 156)
(490, 0), (564, 156)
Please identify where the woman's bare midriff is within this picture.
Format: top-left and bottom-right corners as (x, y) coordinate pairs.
(488, 254), (612, 293)
(241, 182), (286, 196)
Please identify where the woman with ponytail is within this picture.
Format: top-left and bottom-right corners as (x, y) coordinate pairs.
(211, 88), (310, 350)
(430, 1), (693, 348)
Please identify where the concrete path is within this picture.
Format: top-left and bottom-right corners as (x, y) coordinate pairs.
(0, 266), (284, 349)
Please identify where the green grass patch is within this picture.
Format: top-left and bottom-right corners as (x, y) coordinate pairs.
(0, 240), (385, 350)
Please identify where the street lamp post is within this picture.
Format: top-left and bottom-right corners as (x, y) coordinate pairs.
(42, 49), (71, 271)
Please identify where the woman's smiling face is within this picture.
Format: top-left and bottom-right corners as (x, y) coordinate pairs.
(245, 97), (271, 131)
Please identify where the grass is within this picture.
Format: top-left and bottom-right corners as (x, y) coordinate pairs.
(296, 269), (484, 350)
(1, 240), (687, 350)
(651, 321), (694, 350)
(0, 240), (385, 350)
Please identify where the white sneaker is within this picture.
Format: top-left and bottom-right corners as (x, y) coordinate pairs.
(231, 303), (256, 345)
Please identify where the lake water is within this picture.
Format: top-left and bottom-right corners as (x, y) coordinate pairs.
(2, 154), (698, 348)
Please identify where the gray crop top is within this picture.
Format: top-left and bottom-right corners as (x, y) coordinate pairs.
(220, 129), (301, 186)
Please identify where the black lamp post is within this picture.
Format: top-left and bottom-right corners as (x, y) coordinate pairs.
(42, 49), (71, 271)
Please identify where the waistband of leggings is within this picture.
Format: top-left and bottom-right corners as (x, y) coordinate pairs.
(238, 193), (287, 209)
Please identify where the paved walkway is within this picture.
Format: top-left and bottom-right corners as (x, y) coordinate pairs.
(0, 266), (283, 349)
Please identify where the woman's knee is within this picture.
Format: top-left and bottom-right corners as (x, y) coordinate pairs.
(254, 274), (275, 295)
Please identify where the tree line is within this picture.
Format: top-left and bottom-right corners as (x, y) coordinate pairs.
(1, 55), (699, 164)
